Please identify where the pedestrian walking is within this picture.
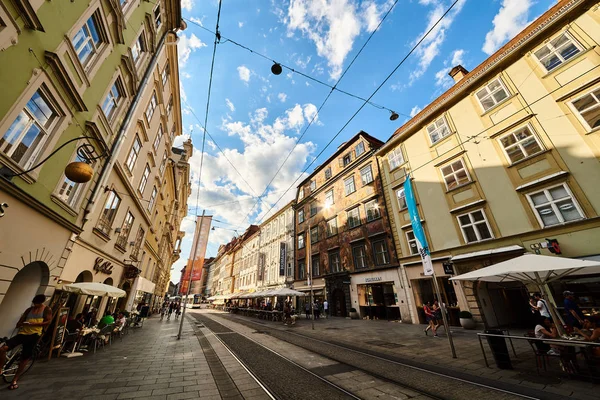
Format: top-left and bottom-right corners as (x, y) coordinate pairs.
(175, 302), (181, 319)
(305, 302), (310, 319)
(423, 302), (437, 337)
(160, 302), (168, 320)
(533, 293), (551, 319)
(168, 302), (175, 320)
(283, 302), (292, 326)
(323, 299), (329, 318)
(432, 300), (444, 334)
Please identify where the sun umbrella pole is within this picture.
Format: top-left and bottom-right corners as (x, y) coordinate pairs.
(534, 272), (565, 336)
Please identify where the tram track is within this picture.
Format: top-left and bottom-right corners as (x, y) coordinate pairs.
(205, 312), (559, 400)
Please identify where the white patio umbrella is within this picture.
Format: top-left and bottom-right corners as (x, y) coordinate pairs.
(62, 282), (126, 298)
(450, 254), (600, 334)
(269, 288), (307, 297)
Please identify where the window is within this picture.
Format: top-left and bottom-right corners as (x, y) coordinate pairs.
(297, 233), (305, 249)
(148, 186), (157, 211)
(355, 141), (365, 156)
(326, 217), (338, 237)
(406, 231), (419, 255)
(162, 64), (170, 87)
(130, 226), (144, 260)
(115, 211), (135, 249)
(131, 33), (145, 64)
(570, 88), (600, 131)
(310, 226), (319, 244)
(534, 33), (581, 72)
(347, 207), (360, 229)
(499, 126), (543, 164)
(360, 164), (373, 185)
(372, 240), (390, 265)
(311, 255), (320, 277)
(310, 180), (316, 191)
(159, 151), (168, 176)
(153, 5), (162, 29)
(388, 146), (404, 170)
(102, 82), (122, 121)
(352, 244), (367, 269)
(343, 153), (351, 166)
(527, 183), (584, 227)
(325, 189), (334, 207)
(125, 135), (141, 172)
(138, 164), (150, 193)
(1, 88), (59, 168)
(365, 200), (380, 221)
(310, 201), (317, 217)
(120, 0), (127, 7)
(324, 167), (332, 179)
(298, 208), (305, 223)
(427, 116), (451, 144)
(441, 159), (470, 191)
(56, 154), (88, 207)
(476, 78), (509, 112)
(298, 260), (305, 280)
(153, 124), (163, 152)
(396, 187), (407, 210)
(344, 176), (356, 195)
(145, 92), (157, 123)
(72, 14), (102, 67)
(457, 209), (493, 243)
(166, 97), (173, 116)
(97, 190), (121, 234)
(329, 251), (341, 273)
(299, 187), (304, 200)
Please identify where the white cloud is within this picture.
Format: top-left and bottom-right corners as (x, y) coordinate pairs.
(238, 21), (244, 28)
(482, 0), (534, 55)
(433, 48), (466, 89)
(225, 98), (235, 112)
(409, 0), (466, 84)
(295, 55), (312, 69)
(283, 0), (395, 80)
(410, 105), (422, 117)
(181, 0), (195, 12)
(189, 16), (204, 26)
(237, 65), (251, 82)
(178, 33), (207, 67)
(278, 92), (287, 102)
(451, 49), (465, 66)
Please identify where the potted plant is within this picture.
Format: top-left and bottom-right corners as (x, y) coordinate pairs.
(459, 310), (476, 329)
(349, 307), (359, 320)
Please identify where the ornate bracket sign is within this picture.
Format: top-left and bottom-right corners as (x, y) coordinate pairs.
(0, 202), (8, 217)
(94, 257), (114, 275)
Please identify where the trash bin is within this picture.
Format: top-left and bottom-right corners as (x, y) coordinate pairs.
(485, 329), (512, 369)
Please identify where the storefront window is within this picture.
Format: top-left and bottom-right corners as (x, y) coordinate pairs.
(357, 282), (399, 320)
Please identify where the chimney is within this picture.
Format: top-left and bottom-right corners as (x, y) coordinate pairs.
(448, 65), (469, 83)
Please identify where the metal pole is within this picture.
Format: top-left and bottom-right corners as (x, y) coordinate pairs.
(178, 210), (205, 340)
(307, 223), (314, 330)
(431, 271), (457, 358)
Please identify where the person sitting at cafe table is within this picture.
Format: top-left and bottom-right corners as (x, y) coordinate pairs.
(67, 313), (84, 332)
(535, 317), (561, 356)
(115, 313), (126, 328)
(98, 311), (115, 329)
(574, 316), (600, 358)
(564, 291), (585, 329)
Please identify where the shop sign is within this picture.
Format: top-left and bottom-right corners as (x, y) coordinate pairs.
(365, 277), (382, 283)
(94, 257), (114, 275)
(443, 262), (454, 275)
(279, 242), (286, 276)
(0, 202), (8, 217)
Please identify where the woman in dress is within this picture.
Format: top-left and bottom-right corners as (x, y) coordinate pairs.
(424, 302), (437, 337)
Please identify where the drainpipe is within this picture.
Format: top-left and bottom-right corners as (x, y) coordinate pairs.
(83, 31), (174, 226)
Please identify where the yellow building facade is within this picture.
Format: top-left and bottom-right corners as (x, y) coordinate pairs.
(377, 0), (600, 328)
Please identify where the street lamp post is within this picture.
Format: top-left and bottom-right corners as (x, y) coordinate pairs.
(307, 222), (315, 330)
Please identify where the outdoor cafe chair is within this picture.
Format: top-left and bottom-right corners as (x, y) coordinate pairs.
(60, 329), (80, 354)
(93, 324), (115, 353)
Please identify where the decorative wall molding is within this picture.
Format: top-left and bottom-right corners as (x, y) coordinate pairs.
(44, 51), (88, 112)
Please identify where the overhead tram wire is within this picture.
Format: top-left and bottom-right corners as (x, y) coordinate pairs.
(181, 16), (411, 119)
(256, 0), (462, 224)
(239, 0), (399, 225)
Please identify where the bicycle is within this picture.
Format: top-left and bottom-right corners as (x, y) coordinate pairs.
(1, 336), (40, 384)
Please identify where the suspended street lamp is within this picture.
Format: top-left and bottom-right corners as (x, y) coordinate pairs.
(389, 111), (400, 121)
(271, 62), (283, 75)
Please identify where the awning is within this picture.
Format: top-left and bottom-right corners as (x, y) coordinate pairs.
(450, 245), (524, 262)
(62, 282), (126, 298)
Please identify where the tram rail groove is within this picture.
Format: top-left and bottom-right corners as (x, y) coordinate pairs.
(217, 312), (554, 400)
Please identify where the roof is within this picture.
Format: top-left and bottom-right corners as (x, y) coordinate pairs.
(382, 0), (590, 149)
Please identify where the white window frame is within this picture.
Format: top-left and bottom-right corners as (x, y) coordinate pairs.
(153, 4), (162, 29)
(355, 141), (365, 156)
(569, 87), (600, 132)
(405, 230), (419, 255)
(396, 187), (407, 210)
(526, 183), (585, 228)
(310, 226), (319, 244)
(131, 32), (145, 65)
(310, 201), (317, 217)
(298, 187), (304, 200)
(148, 186), (157, 211)
(55, 153), (90, 208)
(115, 211), (135, 249)
(347, 207), (360, 229)
(166, 96), (173, 116)
(324, 167), (332, 179)
(475, 77), (510, 112)
(162, 63), (170, 87)
(310, 180), (316, 191)
(153, 124), (163, 152)
(145, 92), (158, 123)
(138, 164), (150, 193)
(427, 116), (452, 144)
(440, 158), (471, 191)
(344, 175), (356, 196)
(297, 233), (305, 249)
(159, 151), (168, 176)
(312, 255), (320, 277)
(352, 244), (367, 269)
(102, 81), (123, 121)
(498, 125), (544, 164)
(125, 135), (141, 172)
(457, 209), (494, 244)
(533, 32), (582, 73)
(387, 146), (404, 171)
(97, 190), (121, 234)
(372, 239), (389, 265)
(329, 251), (341, 273)
(365, 199), (381, 222)
(298, 209), (304, 223)
(327, 217), (338, 237)
(325, 189), (334, 207)
(360, 164), (373, 185)
(72, 13), (103, 68)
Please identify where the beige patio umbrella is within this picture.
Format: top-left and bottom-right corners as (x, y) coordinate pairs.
(62, 282), (126, 297)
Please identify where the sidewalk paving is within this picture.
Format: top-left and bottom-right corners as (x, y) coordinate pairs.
(3, 315), (266, 400)
(222, 311), (598, 400)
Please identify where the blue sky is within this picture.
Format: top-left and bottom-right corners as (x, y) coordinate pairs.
(171, 0), (554, 283)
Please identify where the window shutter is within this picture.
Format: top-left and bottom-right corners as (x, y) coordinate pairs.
(338, 158), (343, 167)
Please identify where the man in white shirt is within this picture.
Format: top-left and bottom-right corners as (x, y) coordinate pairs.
(323, 300), (329, 318)
(534, 293), (551, 319)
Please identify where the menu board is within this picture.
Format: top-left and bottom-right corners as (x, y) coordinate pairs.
(49, 307), (69, 359)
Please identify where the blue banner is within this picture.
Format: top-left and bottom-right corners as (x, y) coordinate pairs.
(404, 176), (434, 276)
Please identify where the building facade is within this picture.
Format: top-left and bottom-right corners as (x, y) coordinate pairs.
(0, 0), (185, 334)
(377, 0), (600, 328)
(294, 132), (403, 319)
